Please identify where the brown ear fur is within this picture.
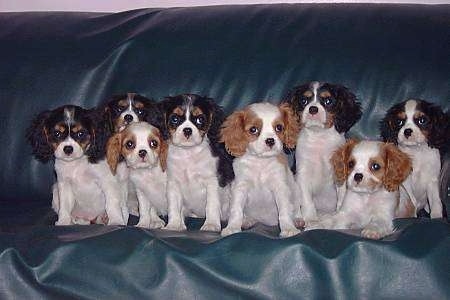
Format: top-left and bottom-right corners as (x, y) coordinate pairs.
(158, 134), (168, 172)
(330, 139), (359, 186)
(106, 133), (122, 175)
(382, 143), (412, 192)
(279, 103), (300, 149)
(220, 110), (249, 157)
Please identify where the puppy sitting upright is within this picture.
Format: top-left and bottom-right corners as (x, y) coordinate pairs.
(159, 94), (234, 232)
(307, 140), (413, 239)
(220, 102), (301, 237)
(380, 99), (450, 218)
(107, 122), (168, 229)
(27, 105), (127, 225)
(283, 81), (362, 221)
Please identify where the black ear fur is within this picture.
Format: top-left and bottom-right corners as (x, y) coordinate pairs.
(426, 103), (450, 156)
(329, 84), (362, 133)
(26, 110), (54, 163)
(85, 108), (110, 163)
(144, 101), (169, 141)
(379, 101), (406, 145)
(282, 83), (311, 118)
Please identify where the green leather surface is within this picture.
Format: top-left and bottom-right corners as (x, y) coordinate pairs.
(0, 4), (449, 298)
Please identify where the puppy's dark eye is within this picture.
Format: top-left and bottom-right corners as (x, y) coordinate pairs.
(53, 130), (62, 138)
(194, 114), (206, 126)
(169, 114), (180, 125)
(348, 160), (355, 169)
(125, 140), (135, 150)
(323, 98), (335, 106)
(396, 119), (405, 127)
(371, 163), (381, 171)
(417, 116), (428, 125)
(249, 126), (259, 135)
(275, 124), (284, 132)
(115, 107), (123, 114)
(76, 130), (86, 139)
(300, 98), (309, 106)
(136, 109), (144, 116)
(149, 140), (158, 148)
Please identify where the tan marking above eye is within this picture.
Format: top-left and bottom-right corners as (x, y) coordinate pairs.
(413, 111), (426, 118)
(397, 112), (406, 119)
(118, 99), (129, 107)
(173, 107), (185, 116)
(303, 91), (313, 98)
(134, 101), (144, 109)
(320, 91), (331, 98)
(191, 106), (204, 117)
(71, 123), (83, 133)
(55, 123), (66, 133)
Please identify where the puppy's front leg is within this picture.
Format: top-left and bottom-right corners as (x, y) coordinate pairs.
(55, 181), (74, 225)
(273, 183), (300, 238)
(100, 177), (127, 225)
(200, 179), (221, 232)
(336, 184), (347, 211)
(427, 179), (443, 218)
(135, 188), (151, 228)
(163, 180), (186, 231)
(221, 182), (248, 237)
(297, 180), (318, 221)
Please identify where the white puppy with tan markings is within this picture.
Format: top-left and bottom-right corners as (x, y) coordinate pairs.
(106, 122), (168, 229)
(306, 140), (414, 239)
(220, 102), (302, 238)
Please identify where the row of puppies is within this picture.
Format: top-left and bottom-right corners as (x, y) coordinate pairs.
(27, 82), (450, 238)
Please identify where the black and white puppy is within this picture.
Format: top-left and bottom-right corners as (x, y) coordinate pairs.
(27, 105), (127, 225)
(283, 81), (362, 221)
(159, 94), (234, 232)
(380, 99), (450, 218)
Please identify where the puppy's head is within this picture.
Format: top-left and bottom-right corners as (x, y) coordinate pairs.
(220, 102), (299, 157)
(103, 93), (159, 133)
(284, 81), (362, 133)
(380, 99), (450, 154)
(331, 140), (412, 193)
(160, 94), (223, 147)
(106, 122), (167, 174)
(27, 105), (105, 163)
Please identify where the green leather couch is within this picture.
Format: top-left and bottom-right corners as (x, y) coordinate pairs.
(0, 4), (449, 299)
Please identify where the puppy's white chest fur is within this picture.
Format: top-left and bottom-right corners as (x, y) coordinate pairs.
(167, 138), (219, 217)
(129, 165), (167, 214)
(296, 127), (345, 213)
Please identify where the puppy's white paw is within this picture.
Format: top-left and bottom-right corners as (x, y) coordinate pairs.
(148, 219), (165, 229)
(280, 228), (300, 238)
(200, 222), (221, 232)
(430, 210), (443, 219)
(304, 220), (322, 231)
(55, 217), (71, 226)
(293, 218), (305, 229)
(163, 221), (186, 231)
(221, 226), (241, 237)
(361, 228), (384, 240)
(107, 217), (125, 226)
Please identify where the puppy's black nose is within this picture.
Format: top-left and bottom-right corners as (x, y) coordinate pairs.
(63, 146), (73, 155)
(354, 173), (363, 183)
(138, 149), (147, 158)
(183, 127), (193, 138)
(265, 138), (275, 147)
(404, 128), (413, 138)
(124, 114), (133, 123)
(309, 106), (319, 115)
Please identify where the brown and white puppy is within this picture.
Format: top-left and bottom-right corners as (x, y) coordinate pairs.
(306, 140), (414, 239)
(27, 105), (127, 225)
(380, 99), (450, 218)
(220, 102), (302, 237)
(159, 94), (234, 232)
(107, 122), (168, 229)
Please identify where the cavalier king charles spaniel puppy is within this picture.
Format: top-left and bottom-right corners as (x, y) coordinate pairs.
(101, 93), (163, 217)
(27, 105), (127, 225)
(283, 81), (362, 221)
(159, 94), (234, 232)
(106, 122), (168, 229)
(220, 102), (302, 237)
(380, 99), (450, 218)
(306, 140), (414, 239)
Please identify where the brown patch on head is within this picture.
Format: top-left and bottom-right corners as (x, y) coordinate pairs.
(275, 103), (301, 149)
(397, 111), (406, 119)
(220, 108), (262, 157)
(381, 143), (412, 192)
(319, 91), (331, 98)
(118, 99), (129, 107)
(191, 106), (204, 117)
(71, 123), (82, 133)
(303, 90), (313, 98)
(134, 101), (144, 109)
(55, 123), (66, 133)
(330, 139), (360, 186)
(149, 127), (168, 171)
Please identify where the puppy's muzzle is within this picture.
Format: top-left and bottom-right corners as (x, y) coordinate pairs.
(183, 127), (193, 138)
(138, 149), (147, 158)
(63, 145), (73, 155)
(309, 106), (319, 115)
(404, 128), (412, 138)
(354, 173), (363, 183)
(265, 138), (275, 148)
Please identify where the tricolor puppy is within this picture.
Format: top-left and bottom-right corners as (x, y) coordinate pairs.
(101, 93), (163, 217)
(220, 102), (301, 237)
(106, 122), (168, 229)
(27, 105), (127, 225)
(307, 140), (413, 239)
(159, 94), (234, 232)
(283, 81), (362, 221)
(380, 99), (450, 218)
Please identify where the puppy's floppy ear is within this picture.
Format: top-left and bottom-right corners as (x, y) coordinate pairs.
(331, 139), (359, 186)
(26, 110), (54, 163)
(379, 102), (405, 144)
(144, 102), (169, 141)
(427, 104), (450, 156)
(330, 85), (362, 133)
(106, 133), (122, 175)
(220, 110), (249, 157)
(282, 83), (311, 117)
(382, 143), (412, 192)
(205, 98), (225, 143)
(279, 103), (300, 149)
(158, 137), (168, 172)
(85, 108), (109, 163)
